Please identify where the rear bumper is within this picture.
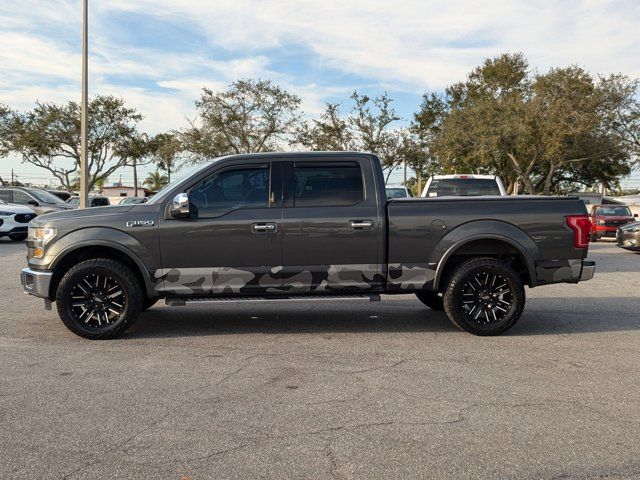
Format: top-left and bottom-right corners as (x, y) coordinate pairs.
(579, 260), (595, 281)
(20, 268), (53, 299)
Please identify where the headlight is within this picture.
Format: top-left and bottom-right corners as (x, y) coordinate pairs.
(28, 227), (56, 258)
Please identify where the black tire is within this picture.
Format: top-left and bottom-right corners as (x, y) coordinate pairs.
(9, 233), (27, 241)
(415, 291), (444, 311)
(442, 257), (525, 336)
(142, 297), (159, 311)
(55, 258), (143, 340)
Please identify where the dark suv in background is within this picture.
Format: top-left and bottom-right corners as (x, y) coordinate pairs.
(0, 187), (75, 215)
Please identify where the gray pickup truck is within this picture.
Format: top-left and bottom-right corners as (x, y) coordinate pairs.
(21, 152), (595, 339)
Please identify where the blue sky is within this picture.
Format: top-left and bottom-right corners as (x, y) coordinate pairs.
(1, 0), (639, 187)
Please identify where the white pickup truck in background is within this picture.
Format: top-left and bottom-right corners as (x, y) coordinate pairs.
(421, 174), (507, 197)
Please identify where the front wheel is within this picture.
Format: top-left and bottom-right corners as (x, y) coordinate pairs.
(55, 258), (143, 339)
(442, 257), (525, 336)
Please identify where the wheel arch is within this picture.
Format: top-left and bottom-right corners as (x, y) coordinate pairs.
(49, 241), (156, 300)
(433, 221), (538, 290)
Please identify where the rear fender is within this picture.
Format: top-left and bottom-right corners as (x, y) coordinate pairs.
(432, 220), (538, 289)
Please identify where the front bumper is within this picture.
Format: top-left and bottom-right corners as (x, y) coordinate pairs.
(580, 260), (595, 282)
(21, 268), (53, 299)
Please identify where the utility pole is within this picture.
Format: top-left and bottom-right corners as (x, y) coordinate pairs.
(11, 169), (14, 184)
(403, 159), (407, 186)
(79, 0), (89, 208)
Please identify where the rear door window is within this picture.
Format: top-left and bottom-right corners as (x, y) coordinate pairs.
(0, 190), (11, 202)
(293, 162), (363, 207)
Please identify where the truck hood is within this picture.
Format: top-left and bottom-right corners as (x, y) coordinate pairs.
(33, 205), (134, 224)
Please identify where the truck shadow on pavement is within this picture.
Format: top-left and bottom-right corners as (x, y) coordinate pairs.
(127, 296), (640, 339)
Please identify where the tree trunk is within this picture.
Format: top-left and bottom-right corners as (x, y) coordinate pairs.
(506, 179), (515, 195)
(543, 163), (556, 196)
(506, 153), (537, 194)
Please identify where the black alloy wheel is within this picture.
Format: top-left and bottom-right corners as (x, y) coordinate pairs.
(443, 257), (525, 336)
(68, 273), (126, 328)
(460, 271), (513, 325)
(56, 258), (143, 339)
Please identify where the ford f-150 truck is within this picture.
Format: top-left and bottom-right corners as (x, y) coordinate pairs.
(21, 152), (595, 339)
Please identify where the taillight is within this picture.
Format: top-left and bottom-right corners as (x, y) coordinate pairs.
(566, 215), (591, 248)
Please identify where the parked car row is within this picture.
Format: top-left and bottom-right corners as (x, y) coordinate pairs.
(0, 186), (151, 211)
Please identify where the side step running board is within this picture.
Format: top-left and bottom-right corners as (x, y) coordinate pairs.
(165, 293), (381, 306)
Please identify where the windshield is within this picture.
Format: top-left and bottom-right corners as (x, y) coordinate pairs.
(595, 206), (632, 216)
(30, 188), (67, 204)
(146, 160), (216, 204)
(386, 187), (409, 198)
(426, 178), (500, 196)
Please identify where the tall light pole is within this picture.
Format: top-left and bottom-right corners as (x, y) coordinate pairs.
(79, 0), (89, 208)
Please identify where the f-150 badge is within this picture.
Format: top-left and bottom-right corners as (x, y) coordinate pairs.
(126, 220), (155, 227)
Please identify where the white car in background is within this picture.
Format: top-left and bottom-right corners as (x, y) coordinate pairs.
(0, 199), (37, 241)
(421, 174), (507, 197)
(385, 184), (413, 199)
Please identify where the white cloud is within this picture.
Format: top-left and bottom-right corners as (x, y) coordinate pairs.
(102, 0), (640, 89)
(2, 0), (639, 131)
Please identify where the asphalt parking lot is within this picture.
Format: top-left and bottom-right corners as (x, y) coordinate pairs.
(1, 240), (639, 479)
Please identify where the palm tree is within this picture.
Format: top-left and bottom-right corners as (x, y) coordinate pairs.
(143, 170), (168, 191)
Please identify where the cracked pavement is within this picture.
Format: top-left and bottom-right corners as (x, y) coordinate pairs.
(1, 241), (639, 479)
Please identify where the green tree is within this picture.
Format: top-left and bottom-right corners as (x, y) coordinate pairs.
(349, 91), (402, 181)
(150, 132), (182, 182)
(600, 74), (640, 167)
(297, 93), (404, 182)
(181, 79), (303, 162)
(143, 170), (169, 191)
(296, 103), (352, 151)
(414, 53), (634, 195)
(5, 96), (150, 192)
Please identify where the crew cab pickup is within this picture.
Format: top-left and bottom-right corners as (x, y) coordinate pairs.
(21, 152), (595, 339)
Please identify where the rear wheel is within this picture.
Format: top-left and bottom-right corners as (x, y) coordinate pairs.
(415, 291), (444, 311)
(55, 258), (143, 339)
(442, 257), (525, 336)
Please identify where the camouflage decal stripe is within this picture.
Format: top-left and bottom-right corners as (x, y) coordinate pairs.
(283, 264), (384, 292)
(387, 263), (436, 290)
(155, 266), (281, 295)
(154, 264), (386, 295)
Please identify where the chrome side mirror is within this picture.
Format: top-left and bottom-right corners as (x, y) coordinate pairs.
(169, 193), (190, 218)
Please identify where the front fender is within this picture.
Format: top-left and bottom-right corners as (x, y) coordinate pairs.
(432, 220), (538, 289)
(41, 227), (158, 297)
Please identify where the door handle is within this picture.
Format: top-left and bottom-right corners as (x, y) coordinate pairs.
(252, 222), (277, 233)
(349, 220), (374, 230)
